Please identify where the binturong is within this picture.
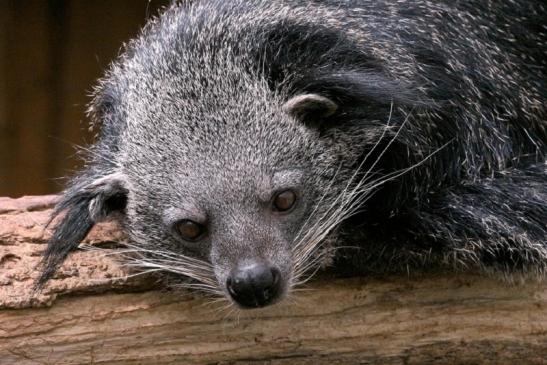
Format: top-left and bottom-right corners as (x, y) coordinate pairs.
(38, 0), (547, 309)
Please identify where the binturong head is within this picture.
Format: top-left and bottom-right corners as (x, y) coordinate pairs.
(38, 3), (411, 309)
(37, 49), (356, 309)
(38, 71), (350, 309)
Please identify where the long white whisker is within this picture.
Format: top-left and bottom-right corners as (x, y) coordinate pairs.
(291, 111), (453, 285)
(292, 103), (398, 257)
(292, 161), (344, 244)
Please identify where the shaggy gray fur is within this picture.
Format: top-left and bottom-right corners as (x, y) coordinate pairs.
(40, 0), (546, 306)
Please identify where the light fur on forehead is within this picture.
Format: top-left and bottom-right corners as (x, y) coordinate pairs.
(282, 93), (338, 120)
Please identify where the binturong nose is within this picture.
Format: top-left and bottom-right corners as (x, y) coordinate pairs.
(226, 261), (282, 308)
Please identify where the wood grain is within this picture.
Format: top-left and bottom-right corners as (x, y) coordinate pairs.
(1, 195), (546, 364)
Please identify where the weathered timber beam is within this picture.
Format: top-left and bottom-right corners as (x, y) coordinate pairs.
(0, 195), (546, 365)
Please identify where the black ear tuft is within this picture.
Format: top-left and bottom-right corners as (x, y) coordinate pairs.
(282, 93), (338, 127)
(35, 173), (128, 289)
(36, 199), (95, 289)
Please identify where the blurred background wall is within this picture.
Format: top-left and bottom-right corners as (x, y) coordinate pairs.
(0, 0), (170, 197)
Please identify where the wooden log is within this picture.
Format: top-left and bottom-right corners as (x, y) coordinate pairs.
(1, 195), (546, 365)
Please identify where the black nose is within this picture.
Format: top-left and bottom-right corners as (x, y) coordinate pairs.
(226, 262), (282, 308)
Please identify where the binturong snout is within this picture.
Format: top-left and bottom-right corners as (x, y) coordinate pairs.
(226, 261), (282, 308)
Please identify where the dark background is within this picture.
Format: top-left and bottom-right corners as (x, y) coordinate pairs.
(0, 0), (170, 197)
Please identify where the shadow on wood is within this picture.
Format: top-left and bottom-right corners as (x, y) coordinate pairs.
(1, 195), (546, 364)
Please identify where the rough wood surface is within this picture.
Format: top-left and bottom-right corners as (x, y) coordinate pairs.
(1, 195), (546, 364)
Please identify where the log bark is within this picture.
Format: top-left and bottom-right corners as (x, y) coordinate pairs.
(1, 195), (546, 365)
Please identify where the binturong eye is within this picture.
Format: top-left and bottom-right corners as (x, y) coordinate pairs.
(272, 190), (297, 212)
(174, 219), (206, 241)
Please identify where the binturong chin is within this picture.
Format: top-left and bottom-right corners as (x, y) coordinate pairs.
(38, 0), (547, 309)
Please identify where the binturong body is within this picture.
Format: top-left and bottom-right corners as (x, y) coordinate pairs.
(40, 0), (547, 309)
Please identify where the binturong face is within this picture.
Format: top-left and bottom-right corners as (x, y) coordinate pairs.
(38, 46), (372, 309)
(116, 86), (348, 309)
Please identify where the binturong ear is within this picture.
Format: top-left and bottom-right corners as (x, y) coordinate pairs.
(282, 93), (338, 127)
(36, 172), (128, 289)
